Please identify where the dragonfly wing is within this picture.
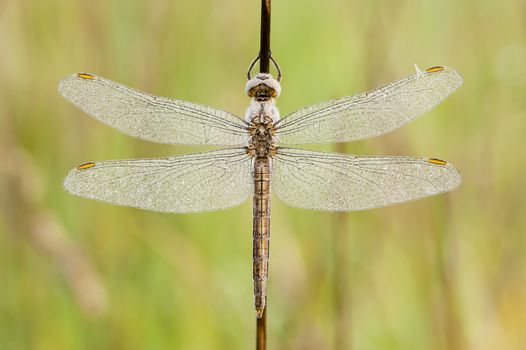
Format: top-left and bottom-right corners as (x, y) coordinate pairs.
(272, 148), (461, 211)
(59, 73), (249, 146)
(64, 148), (253, 213)
(276, 66), (462, 145)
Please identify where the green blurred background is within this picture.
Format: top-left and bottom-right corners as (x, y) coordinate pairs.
(1, 0), (525, 349)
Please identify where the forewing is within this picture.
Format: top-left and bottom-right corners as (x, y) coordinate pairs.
(59, 73), (249, 146)
(276, 66), (463, 144)
(272, 148), (461, 211)
(64, 148), (253, 213)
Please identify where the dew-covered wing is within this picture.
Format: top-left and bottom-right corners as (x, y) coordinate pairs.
(276, 66), (462, 145)
(59, 73), (249, 146)
(64, 148), (253, 213)
(272, 148), (461, 211)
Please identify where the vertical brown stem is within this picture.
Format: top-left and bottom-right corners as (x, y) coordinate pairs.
(259, 0), (271, 73)
(332, 143), (352, 350)
(256, 2), (271, 350)
(256, 308), (267, 350)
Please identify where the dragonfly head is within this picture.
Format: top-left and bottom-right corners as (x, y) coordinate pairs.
(245, 73), (281, 101)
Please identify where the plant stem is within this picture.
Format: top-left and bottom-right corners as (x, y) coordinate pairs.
(256, 307), (267, 350)
(256, 1), (270, 350)
(259, 0), (271, 73)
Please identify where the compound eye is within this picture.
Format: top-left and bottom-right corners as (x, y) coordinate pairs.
(270, 89), (278, 97)
(248, 86), (258, 97)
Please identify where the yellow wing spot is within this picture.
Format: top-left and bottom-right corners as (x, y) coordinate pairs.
(77, 73), (95, 80)
(425, 66), (444, 73)
(77, 162), (96, 170)
(428, 158), (447, 165)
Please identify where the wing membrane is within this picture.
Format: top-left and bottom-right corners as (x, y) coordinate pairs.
(59, 74), (249, 146)
(276, 66), (463, 145)
(64, 148), (253, 213)
(272, 148), (461, 211)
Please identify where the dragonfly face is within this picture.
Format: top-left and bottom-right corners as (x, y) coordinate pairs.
(59, 64), (463, 317)
(248, 84), (277, 101)
(245, 73), (281, 100)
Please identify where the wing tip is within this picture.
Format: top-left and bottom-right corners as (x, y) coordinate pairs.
(449, 164), (463, 191)
(430, 65), (464, 89)
(57, 76), (69, 95)
(62, 167), (80, 194)
(418, 64), (463, 90)
(433, 159), (462, 192)
(445, 66), (464, 89)
(58, 73), (97, 95)
(63, 162), (95, 194)
(57, 74), (76, 97)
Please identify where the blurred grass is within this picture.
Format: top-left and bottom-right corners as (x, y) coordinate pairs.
(1, 0), (526, 349)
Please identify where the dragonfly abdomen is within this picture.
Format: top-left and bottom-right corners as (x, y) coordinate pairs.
(253, 156), (271, 318)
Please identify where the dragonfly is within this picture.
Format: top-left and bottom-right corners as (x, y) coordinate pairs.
(59, 63), (462, 318)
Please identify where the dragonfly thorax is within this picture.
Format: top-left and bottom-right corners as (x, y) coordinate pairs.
(246, 116), (276, 158)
